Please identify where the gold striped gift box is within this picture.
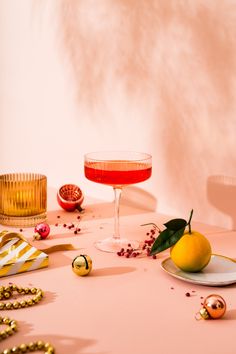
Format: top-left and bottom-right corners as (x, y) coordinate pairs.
(0, 231), (48, 277)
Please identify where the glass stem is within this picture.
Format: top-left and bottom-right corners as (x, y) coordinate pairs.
(113, 187), (122, 240)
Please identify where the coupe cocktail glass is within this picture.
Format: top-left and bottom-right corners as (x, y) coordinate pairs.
(84, 151), (152, 252)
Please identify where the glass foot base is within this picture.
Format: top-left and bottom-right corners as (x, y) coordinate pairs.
(94, 237), (139, 253)
(0, 212), (47, 227)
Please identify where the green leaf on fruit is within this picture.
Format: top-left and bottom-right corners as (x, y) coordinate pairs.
(164, 218), (187, 231)
(150, 210), (193, 256)
(150, 227), (186, 255)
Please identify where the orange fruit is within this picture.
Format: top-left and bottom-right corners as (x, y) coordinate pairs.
(170, 230), (212, 272)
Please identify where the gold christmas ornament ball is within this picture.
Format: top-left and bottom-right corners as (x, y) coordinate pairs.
(198, 294), (226, 320)
(72, 255), (92, 276)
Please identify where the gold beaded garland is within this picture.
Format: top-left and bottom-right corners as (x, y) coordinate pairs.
(0, 284), (55, 353)
(0, 284), (43, 310)
(0, 340), (55, 354)
(0, 316), (17, 341)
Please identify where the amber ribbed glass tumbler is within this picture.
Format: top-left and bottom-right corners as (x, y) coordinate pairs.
(0, 173), (47, 227)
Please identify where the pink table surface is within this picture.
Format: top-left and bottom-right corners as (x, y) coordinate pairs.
(1, 195), (236, 354)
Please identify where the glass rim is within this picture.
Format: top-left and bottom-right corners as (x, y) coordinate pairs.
(84, 151), (152, 163)
(0, 173), (47, 181)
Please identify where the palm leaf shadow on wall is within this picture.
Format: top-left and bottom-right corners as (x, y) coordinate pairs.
(57, 0), (236, 110)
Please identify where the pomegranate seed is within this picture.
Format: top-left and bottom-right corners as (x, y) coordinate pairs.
(146, 232), (150, 236)
(128, 243), (131, 247)
(55, 223), (58, 226)
(19, 229), (23, 232)
(117, 252), (121, 256)
(152, 255), (157, 259)
(63, 224), (67, 227)
(74, 230), (78, 234)
(185, 292), (191, 297)
(57, 215), (60, 218)
(126, 254), (130, 258)
(77, 216), (80, 219)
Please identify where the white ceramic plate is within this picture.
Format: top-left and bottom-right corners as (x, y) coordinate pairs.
(161, 254), (236, 286)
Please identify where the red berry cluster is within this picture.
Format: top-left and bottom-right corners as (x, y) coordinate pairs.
(141, 228), (157, 258)
(117, 225), (159, 259)
(55, 215), (81, 235)
(117, 244), (141, 258)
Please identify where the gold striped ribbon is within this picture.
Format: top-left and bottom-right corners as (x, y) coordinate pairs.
(0, 231), (78, 254)
(0, 231), (78, 277)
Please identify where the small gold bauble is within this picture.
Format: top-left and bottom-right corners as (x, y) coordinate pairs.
(203, 294), (226, 319)
(72, 255), (92, 276)
(196, 294), (226, 320)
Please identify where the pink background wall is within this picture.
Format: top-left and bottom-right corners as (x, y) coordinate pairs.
(0, 0), (236, 229)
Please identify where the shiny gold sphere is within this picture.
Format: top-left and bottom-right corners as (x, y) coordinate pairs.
(203, 294), (226, 319)
(72, 255), (92, 276)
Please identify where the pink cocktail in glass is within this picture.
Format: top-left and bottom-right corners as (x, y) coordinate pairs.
(84, 152), (152, 252)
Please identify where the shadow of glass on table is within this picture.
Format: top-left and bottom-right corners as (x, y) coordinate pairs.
(207, 175), (236, 230)
(47, 186), (157, 225)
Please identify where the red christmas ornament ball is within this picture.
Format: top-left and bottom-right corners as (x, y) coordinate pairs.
(34, 222), (50, 239)
(57, 184), (84, 212)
